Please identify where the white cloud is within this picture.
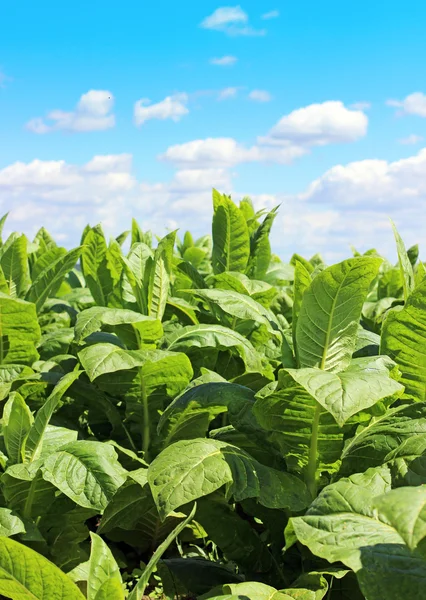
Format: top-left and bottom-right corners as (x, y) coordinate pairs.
(261, 10), (279, 19)
(134, 93), (189, 126)
(387, 92), (426, 117)
(218, 87), (239, 100)
(259, 101), (368, 147)
(2, 147), (426, 261)
(209, 55), (238, 66)
(350, 101), (371, 111)
(26, 90), (115, 134)
(300, 148), (426, 210)
(200, 5), (266, 36)
(160, 137), (307, 169)
(248, 89), (272, 102)
(398, 134), (424, 145)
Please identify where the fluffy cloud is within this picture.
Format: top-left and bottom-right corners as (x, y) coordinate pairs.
(387, 92), (426, 117)
(1, 147), (426, 261)
(209, 55), (238, 66)
(248, 89), (272, 102)
(159, 137), (307, 169)
(134, 93), (189, 126)
(261, 10), (279, 19)
(200, 6), (266, 36)
(259, 101), (368, 147)
(26, 91), (115, 134)
(0, 154), (228, 242)
(399, 134), (424, 145)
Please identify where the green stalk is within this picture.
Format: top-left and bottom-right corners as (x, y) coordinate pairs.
(305, 402), (321, 499)
(140, 368), (150, 462)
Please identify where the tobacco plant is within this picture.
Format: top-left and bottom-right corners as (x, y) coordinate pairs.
(0, 192), (424, 599)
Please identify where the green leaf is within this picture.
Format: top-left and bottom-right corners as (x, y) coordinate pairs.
(190, 288), (280, 336)
(87, 532), (124, 600)
(253, 371), (344, 476)
(74, 306), (162, 345)
(157, 382), (255, 447)
(0, 536), (86, 599)
(0, 234), (29, 297)
(27, 246), (82, 312)
(0, 293), (41, 364)
(0, 213), (9, 245)
(0, 508), (26, 537)
(391, 220), (415, 301)
(381, 280), (426, 401)
(23, 371), (81, 462)
(292, 261), (312, 367)
(120, 242), (154, 312)
(81, 225), (116, 306)
(127, 503), (197, 600)
(41, 441), (127, 511)
(340, 402), (426, 477)
(212, 190), (250, 274)
(284, 356), (403, 426)
(147, 231), (176, 320)
(246, 206), (279, 279)
(223, 582), (292, 600)
(3, 392), (33, 464)
(167, 324), (264, 374)
(296, 257), (382, 372)
(1, 461), (57, 518)
(291, 478), (426, 600)
(148, 438), (310, 519)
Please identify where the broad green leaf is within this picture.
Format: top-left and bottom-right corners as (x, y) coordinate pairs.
(167, 324), (264, 374)
(246, 206), (279, 279)
(0, 213), (8, 245)
(23, 371), (81, 462)
(0, 507), (26, 537)
(284, 356), (403, 426)
(340, 402), (426, 476)
(148, 438), (310, 519)
(81, 225), (116, 306)
(127, 503), (197, 600)
(391, 220), (415, 301)
(291, 481), (426, 600)
(0, 536), (86, 599)
(296, 257), (382, 372)
(381, 280), (426, 401)
(147, 231), (176, 320)
(1, 460), (57, 518)
(87, 533), (124, 600)
(223, 582), (292, 600)
(0, 293), (41, 364)
(212, 190), (250, 274)
(157, 382), (255, 446)
(120, 242), (153, 312)
(42, 441), (127, 511)
(253, 371), (344, 476)
(0, 234), (29, 297)
(415, 261), (426, 288)
(292, 260), (312, 366)
(26, 246), (82, 312)
(3, 392), (33, 464)
(374, 485), (426, 550)
(190, 288), (280, 337)
(74, 306), (162, 345)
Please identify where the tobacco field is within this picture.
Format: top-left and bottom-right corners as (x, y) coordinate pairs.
(0, 189), (425, 600)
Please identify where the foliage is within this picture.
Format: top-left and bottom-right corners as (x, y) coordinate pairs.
(0, 190), (424, 599)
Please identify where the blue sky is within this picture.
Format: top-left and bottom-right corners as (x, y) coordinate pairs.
(1, 1), (426, 260)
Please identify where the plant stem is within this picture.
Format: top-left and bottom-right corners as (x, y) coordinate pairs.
(140, 368), (150, 462)
(305, 402), (322, 499)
